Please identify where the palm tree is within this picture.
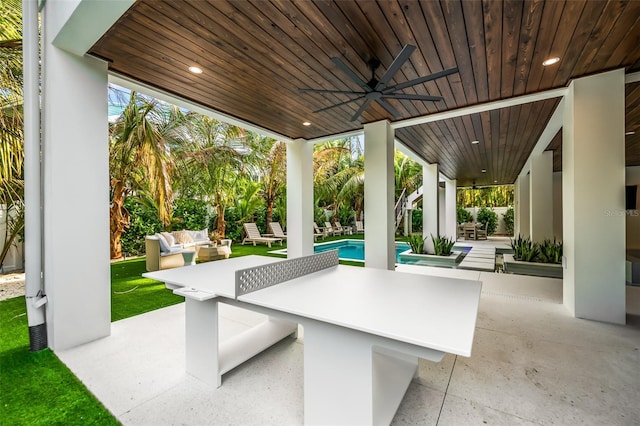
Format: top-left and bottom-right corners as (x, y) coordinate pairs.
(0, 0), (25, 268)
(174, 113), (247, 237)
(108, 92), (184, 259)
(394, 152), (422, 197)
(251, 137), (286, 225)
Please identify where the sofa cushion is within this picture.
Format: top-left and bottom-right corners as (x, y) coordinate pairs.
(161, 232), (176, 246)
(155, 233), (171, 253)
(174, 230), (193, 244)
(188, 228), (209, 242)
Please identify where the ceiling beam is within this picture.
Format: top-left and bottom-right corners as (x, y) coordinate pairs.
(518, 98), (565, 178)
(391, 88), (567, 130)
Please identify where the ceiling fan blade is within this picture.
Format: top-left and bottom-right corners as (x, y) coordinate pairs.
(381, 93), (443, 102)
(299, 88), (365, 96)
(351, 98), (374, 122)
(331, 57), (372, 92)
(375, 44), (416, 91)
(382, 67), (458, 93)
(376, 99), (402, 118)
(313, 95), (365, 114)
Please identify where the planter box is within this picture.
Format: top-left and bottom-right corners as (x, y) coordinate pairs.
(399, 250), (463, 268)
(503, 254), (563, 278)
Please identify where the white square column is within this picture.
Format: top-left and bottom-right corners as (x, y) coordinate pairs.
(562, 69), (626, 324)
(364, 121), (395, 270)
(529, 151), (554, 242)
(514, 175), (530, 238)
(42, 6), (111, 350)
(286, 139), (314, 258)
(444, 178), (457, 240)
(422, 164), (440, 254)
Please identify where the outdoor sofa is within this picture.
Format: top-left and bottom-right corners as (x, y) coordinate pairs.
(145, 229), (211, 272)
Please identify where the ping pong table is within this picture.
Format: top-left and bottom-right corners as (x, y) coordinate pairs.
(143, 251), (482, 425)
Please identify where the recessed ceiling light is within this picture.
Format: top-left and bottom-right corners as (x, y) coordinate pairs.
(302, 121), (311, 126)
(188, 66), (203, 74)
(471, 140), (480, 144)
(542, 57), (560, 66)
(626, 131), (636, 135)
(481, 169), (487, 173)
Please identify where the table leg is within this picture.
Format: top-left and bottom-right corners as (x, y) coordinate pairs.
(303, 320), (429, 425)
(185, 298), (221, 387)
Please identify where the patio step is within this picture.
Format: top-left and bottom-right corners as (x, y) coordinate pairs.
(458, 247), (496, 272)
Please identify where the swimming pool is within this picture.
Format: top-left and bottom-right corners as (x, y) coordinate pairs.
(313, 239), (410, 262)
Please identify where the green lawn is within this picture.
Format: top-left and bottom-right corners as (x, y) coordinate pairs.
(0, 234), (403, 424)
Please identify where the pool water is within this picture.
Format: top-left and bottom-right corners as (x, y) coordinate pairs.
(314, 239), (410, 262)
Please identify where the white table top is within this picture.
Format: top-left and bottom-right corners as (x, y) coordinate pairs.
(144, 255), (482, 357)
(239, 262), (482, 357)
(143, 255), (281, 298)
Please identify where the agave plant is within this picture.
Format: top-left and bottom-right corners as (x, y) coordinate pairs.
(538, 239), (563, 264)
(511, 235), (538, 262)
(431, 234), (455, 256)
(408, 234), (425, 254)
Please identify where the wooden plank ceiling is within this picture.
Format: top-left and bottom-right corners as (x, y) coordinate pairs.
(89, 0), (640, 187)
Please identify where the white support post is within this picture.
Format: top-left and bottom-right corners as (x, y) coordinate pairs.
(286, 139), (314, 258)
(529, 151), (554, 242)
(422, 164), (440, 254)
(562, 69), (626, 324)
(445, 178), (457, 240)
(364, 121), (395, 270)
(42, 2), (111, 350)
(514, 175), (530, 238)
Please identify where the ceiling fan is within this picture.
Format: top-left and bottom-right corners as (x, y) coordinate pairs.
(299, 44), (458, 122)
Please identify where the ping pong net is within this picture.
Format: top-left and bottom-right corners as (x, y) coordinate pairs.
(235, 250), (339, 297)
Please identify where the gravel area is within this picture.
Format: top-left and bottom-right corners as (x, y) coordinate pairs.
(0, 271), (25, 301)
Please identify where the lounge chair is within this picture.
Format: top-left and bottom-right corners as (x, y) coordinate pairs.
(325, 221), (342, 236)
(335, 221), (352, 235)
(313, 222), (327, 240)
(242, 223), (283, 247)
(268, 221), (287, 240)
(355, 221), (364, 234)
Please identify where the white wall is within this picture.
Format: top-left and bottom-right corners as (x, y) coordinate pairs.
(627, 166), (640, 250)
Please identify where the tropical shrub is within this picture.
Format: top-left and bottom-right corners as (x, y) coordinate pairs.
(477, 207), (498, 235)
(172, 197), (209, 231)
(337, 203), (355, 227)
(537, 239), (563, 264)
(503, 207), (514, 236)
(120, 198), (163, 256)
(408, 234), (425, 254)
(411, 209), (423, 232)
(431, 234), (455, 256)
(457, 206), (473, 224)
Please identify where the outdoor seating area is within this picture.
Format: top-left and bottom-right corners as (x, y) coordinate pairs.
(459, 222), (488, 241)
(144, 229), (212, 272)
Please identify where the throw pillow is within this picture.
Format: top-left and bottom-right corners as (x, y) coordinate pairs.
(174, 230), (193, 244)
(161, 232), (175, 246)
(155, 233), (170, 253)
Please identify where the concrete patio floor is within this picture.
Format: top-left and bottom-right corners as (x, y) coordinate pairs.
(57, 268), (640, 425)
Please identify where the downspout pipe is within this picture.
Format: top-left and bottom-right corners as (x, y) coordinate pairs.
(23, 0), (47, 351)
